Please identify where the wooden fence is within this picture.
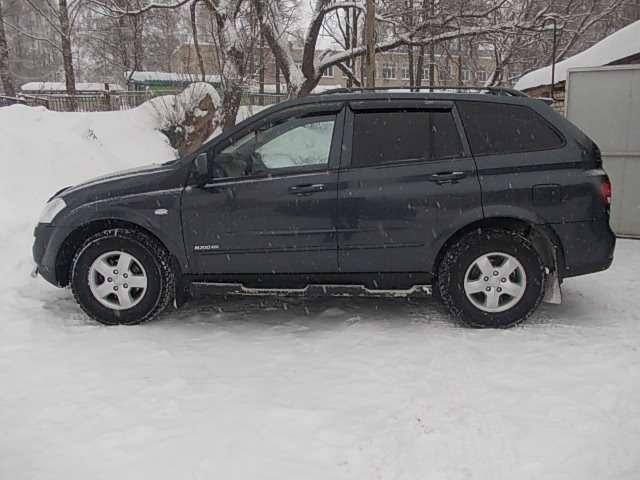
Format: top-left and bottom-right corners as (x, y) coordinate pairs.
(8, 90), (287, 113)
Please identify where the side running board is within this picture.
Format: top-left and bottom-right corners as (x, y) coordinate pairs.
(190, 282), (432, 298)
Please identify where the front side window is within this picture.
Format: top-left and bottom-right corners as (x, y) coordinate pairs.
(457, 101), (564, 156)
(213, 114), (336, 179)
(351, 109), (463, 168)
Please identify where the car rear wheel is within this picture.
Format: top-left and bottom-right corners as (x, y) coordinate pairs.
(437, 228), (545, 328)
(71, 228), (175, 325)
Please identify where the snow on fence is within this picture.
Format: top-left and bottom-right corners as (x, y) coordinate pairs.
(18, 90), (160, 112)
(0, 96), (26, 108)
(10, 90), (287, 113)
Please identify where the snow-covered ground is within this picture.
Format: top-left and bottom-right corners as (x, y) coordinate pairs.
(1, 104), (640, 479)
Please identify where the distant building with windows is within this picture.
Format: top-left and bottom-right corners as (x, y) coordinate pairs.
(170, 42), (498, 92)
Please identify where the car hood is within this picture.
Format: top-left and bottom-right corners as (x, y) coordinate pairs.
(59, 161), (187, 206)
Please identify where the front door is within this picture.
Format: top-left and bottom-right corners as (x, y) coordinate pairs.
(182, 105), (345, 275)
(337, 101), (481, 273)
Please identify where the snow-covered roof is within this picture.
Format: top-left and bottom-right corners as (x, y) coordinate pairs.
(126, 71), (221, 84)
(311, 84), (344, 92)
(21, 82), (124, 92)
(515, 19), (640, 91)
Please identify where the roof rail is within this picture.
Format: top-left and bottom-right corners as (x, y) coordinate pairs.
(315, 85), (528, 97)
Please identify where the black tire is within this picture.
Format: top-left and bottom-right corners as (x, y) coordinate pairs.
(71, 228), (175, 325)
(436, 228), (545, 328)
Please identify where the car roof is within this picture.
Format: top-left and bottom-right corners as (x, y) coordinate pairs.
(272, 88), (537, 109)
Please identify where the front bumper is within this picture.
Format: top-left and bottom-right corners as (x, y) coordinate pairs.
(32, 223), (74, 286)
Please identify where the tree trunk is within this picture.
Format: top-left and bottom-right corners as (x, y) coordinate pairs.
(0, 0), (16, 97)
(408, 45), (414, 88)
(132, 13), (144, 72)
(427, 0), (435, 87)
(259, 31), (265, 104)
(429, 42), (435, 86)
(415, 46), (424, 87)
(407, 0), (414, 88)
(221, 84), (242, 131)
(58, 0), (77, 109)
(190, 0), (206, 81)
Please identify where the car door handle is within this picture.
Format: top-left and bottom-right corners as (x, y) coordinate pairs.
(428, 171), (466, 184)
(288, 183), (326, 195)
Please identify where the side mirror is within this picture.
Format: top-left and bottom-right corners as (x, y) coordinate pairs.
(194, 152), (209, 181)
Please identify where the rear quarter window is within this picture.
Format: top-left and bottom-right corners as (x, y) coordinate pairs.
(457, 101), (564, 156)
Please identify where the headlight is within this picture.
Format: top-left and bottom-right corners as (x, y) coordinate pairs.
(38, 197), (66, 224)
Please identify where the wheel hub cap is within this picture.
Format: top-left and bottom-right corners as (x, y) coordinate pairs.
(88, 251), (148, 311)
(464, 252), (527, 313)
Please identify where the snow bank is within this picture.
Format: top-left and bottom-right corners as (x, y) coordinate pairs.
(515, 19), (640, 91)
(0, 104), (175, 226)
(147, 82), (222, 131)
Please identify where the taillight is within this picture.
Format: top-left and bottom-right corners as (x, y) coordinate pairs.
(601, 177), (612, 205)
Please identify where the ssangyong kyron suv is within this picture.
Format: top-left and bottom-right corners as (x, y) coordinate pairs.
(32, 87), (615, 328)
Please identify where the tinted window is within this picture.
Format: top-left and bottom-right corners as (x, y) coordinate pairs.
(213, 115), (335, 179)
(351, 110), (463, 167)
(457, 101), (563, 156)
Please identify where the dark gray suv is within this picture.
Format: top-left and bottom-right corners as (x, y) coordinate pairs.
(32, 87), (615, 328)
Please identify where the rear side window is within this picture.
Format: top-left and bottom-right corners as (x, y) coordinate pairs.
(351, 110), (463, 167)
(457, 101), (564, 156)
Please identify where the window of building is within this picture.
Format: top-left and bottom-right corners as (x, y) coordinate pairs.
(401, 64), (410, 80)
(457, 101), (564, 156)
(460, 69), (471, 82)
(351, 110), (463, 167)
(322, 66), (334, 78)
(382, 63), (396, 80)
(439, 64), (451, 81)
(476, 70), (488, 82)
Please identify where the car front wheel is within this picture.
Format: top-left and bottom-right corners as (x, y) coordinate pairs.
(437, 228), (546, 328)
(71, 228), (175, 325)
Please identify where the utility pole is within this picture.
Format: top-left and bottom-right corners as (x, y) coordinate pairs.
(365, 0), (376, 88)
(345, 7), (351, 88)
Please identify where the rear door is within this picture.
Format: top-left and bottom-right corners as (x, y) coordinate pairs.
(337, 100), (482, 273)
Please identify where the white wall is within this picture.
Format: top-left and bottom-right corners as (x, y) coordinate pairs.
(565, 65), (640, 236)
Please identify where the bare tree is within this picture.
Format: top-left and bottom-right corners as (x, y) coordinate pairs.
(484, 0), (629, 87)
(57, 0), (77, 95)
(190, 0), (206, 80)
(91, 0), (255, 130)
(1, 0), (85, 104)
(0, 0), (15, 96)
(254, 0), (559, 97)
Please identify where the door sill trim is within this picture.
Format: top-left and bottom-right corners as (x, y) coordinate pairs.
(191, 282), (432, 298)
